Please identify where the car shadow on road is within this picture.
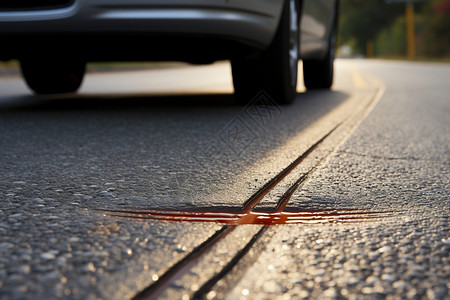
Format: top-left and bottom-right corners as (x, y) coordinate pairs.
(0, 89), (351, 212)
(0, 92), (237, 111)
(0, 89), (348, 112)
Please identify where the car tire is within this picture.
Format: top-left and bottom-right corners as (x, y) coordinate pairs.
(303, 11), (337, 90)
(231, 0), (299, 105)
(20, 59), (85, 94)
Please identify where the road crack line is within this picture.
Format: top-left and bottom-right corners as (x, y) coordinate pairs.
(103, 86), (388, 299)
(132, 226), (235, 300)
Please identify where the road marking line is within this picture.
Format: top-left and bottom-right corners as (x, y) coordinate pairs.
(351, 68), (369, 89)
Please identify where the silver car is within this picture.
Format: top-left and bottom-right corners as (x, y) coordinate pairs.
(0, 0), (338, 104)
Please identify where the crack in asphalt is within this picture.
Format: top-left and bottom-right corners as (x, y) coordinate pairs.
(103, 86), (388, 299)
(105, 123), (343, 300)
(132, 226), (235, 300)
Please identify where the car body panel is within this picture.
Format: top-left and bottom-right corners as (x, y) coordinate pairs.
(300, 0), (337, 60)
(0, 0), (336, 62)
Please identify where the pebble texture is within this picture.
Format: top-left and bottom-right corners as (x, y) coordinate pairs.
(227, 219), (449, 300)
(1, 60), (448, 299)
(226, 60), (450, 299)
(0, 63), (360, 299)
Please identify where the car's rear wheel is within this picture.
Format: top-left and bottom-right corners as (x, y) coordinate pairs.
(20, 58), (85, 94)
(303, 11), (337, 90)
(231, 0), (299, 105)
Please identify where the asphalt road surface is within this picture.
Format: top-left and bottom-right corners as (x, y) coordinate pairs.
(0, 59), (448, 300)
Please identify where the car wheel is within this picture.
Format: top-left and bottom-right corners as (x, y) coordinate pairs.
(231, 0), (299, 105)
(20, 59), (85, 94)
(303, 12), (337, 90)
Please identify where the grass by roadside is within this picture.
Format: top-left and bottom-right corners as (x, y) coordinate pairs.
(86, 61), (189, 73)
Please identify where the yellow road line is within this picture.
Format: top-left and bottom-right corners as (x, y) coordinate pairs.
(351, 68), (369, 89)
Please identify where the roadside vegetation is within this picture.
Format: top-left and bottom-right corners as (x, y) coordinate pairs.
(339, 0), (450, 59)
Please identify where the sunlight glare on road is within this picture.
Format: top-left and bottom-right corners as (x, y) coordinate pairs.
(80, 62), (234, 96)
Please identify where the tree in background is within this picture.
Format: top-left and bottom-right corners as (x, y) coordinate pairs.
(338, 0), (404, 55)
(338, 0), (450, 59)
(418, 0), (450, 58)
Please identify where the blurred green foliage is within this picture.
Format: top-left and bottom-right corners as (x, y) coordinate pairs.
(338, 0), (450, 58)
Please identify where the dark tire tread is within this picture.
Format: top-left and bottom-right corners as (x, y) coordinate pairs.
(232, 0), (298, 105)
(20, 59), (85, 94)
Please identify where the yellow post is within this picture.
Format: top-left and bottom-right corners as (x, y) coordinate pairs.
(366, 40), (374, 58)
(406, 1), (416, 59)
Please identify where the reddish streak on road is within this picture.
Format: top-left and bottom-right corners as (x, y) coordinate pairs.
(104, 209), (386, 225)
